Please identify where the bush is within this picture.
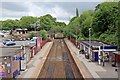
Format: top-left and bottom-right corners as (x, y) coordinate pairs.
(99, 33), (117, 45)
(40, 30), (48, 40)
(29, 31), (35, 39)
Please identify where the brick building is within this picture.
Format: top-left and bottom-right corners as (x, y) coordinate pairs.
(0, 48), (22, 78)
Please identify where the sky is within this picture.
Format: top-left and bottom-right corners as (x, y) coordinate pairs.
(0, 0), (105, 24)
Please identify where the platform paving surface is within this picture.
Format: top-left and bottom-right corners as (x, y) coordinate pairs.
(65, 39), (118, 80)
(17, 42), (53, 78)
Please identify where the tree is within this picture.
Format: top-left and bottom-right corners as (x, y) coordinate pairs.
(1, 19), (19, 30)
(76, 8), (79, 17)
(40, 30), (48, 40)
(38, 14), (56, 31)
(55, 22), (66, 27)
(70, 16), (77, 23)
(29, 31), (35, 39)
(20, 16), (38, 30)
(92, 2), (118, 36)
(116, 1), (120, 50)
(64, 2), (119, 47)
(80, 10), (94, 37)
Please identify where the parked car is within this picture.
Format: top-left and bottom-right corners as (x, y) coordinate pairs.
(28, 40), (36, 45)
(3, 39), (11, 45)
(20, 38), (26, 41)
(11, 39), (15, 42)
(27, 38), (30, 40)
(2, 39), (16, 46)
(6, 41), (16, 46)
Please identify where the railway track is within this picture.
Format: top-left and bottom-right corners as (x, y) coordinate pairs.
(38, 39), (84, 79)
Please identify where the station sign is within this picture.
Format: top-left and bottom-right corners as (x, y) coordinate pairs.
(0, 65), (5, 78)
(13, 56), (24, 60)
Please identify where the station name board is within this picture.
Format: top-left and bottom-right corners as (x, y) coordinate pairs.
(13, 57), (23, 60)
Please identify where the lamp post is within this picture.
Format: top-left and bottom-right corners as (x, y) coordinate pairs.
(76, 28), (77, 47)
(89, 28), (91, 60)
(69, 29), (71, 41)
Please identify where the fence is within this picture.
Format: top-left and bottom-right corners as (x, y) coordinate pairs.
(68, 37), (79, 47)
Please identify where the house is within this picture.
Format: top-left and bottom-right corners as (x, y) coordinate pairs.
(15, 28), (28, 34)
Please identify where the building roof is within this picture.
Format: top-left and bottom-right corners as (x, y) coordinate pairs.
(80, 40), (117, 49)
(0, 48), (21, 57)
(16, 28), (28, 31)
(16, 28), (22, 30)
(81, 40), (110, 46)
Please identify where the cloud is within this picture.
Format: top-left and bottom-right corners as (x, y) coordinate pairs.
(0, 0), (105, 2)
(0, 2), (102, 24)
(2, 2), (29, 11)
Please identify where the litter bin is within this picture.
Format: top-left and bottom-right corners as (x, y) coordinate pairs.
(85, 53), (89, 59)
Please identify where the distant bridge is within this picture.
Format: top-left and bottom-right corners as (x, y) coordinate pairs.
(54, 33), (64, 39)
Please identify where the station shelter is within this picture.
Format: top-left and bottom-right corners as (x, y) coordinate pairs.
(79, 40), (117, 63)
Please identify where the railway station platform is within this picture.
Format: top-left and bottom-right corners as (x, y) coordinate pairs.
(16, 42), (53, 78)
(65, 39), (118, 79)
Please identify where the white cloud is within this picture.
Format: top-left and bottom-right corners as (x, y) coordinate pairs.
(27, 2), (72, 24)
(1, 0), (105, 2)
(49, 5), (71, 20)
(1, 7), (28, 19)
(0, 2), (103, 24)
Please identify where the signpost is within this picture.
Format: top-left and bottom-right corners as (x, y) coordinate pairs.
(20, 44), (27, 71)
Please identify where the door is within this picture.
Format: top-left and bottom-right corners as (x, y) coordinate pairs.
(94, 52), (98, 61)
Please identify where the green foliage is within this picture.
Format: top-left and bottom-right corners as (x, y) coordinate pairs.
(64, 2), (118, 47)
(20, 16), (38, 30)
(37, 14), (56, 31)
(29, 31), (35, 39)
(116, 1), (120, 50)
(70, 16), (77, 23)
(1, 19), (19, 30)
(92, 2), (118, 36)
(55, 22), (66, 26)
(1, 14), (66, 34)
(40, 30), (48, 40)
(51, 26), (64, 33)
(64, 10), (94, 40)
(76, 8), (79, 17)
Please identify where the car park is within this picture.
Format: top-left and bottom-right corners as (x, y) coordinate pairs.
(6, 41), (16, 46)
(28, 39), (36, 45)
(28, 37), (38, 45)
(2, 39), (16, 46)
(11, 39), (15, 42)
